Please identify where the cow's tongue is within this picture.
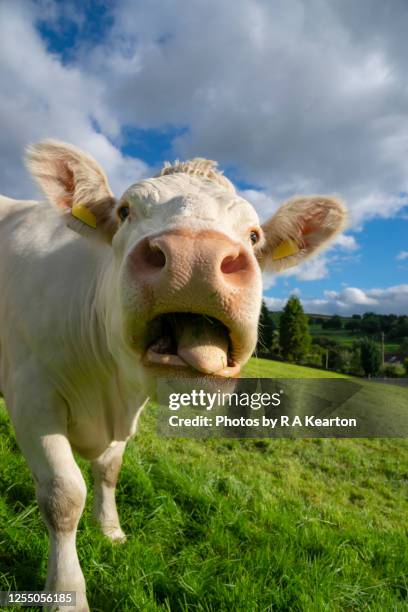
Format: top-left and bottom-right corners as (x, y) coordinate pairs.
(173, 315), (229, 374)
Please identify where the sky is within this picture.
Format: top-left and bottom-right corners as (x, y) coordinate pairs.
(0, 0), (407, 315)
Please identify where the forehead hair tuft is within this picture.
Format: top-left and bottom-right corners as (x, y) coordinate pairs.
(155, 157), (236, 193)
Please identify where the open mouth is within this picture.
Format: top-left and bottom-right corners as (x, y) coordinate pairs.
(143, 313), (241, 377)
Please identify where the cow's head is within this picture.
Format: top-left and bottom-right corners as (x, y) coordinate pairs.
(27, 140), (346, 381)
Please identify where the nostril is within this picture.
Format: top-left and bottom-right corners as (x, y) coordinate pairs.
(132, 238), (166, 273)
(221, 252), (248, 275)
(144, 242), (166, 269)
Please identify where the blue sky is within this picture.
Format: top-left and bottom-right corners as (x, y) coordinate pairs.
(271, 216), (408, 301)
(0, 0), (407, 314)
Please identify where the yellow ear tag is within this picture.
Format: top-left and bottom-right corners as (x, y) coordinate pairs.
(272, 239), (300, 260)
(71, 204), (97, 229)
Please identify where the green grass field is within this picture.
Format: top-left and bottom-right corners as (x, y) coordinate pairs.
(0, 358), (407, 611)
(308, 325), (400, 353)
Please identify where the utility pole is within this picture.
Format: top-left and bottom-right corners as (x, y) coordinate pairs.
(325, 348), (329, 369)
(381, 331), (385, 366)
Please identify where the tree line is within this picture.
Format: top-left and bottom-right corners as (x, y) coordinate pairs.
(256, 297), (408, 378)
(310, 312), (408, 340)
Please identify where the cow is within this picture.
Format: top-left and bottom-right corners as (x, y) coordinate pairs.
(0, 140), (346, 610)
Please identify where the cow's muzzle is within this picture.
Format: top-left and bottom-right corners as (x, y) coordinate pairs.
(126, 228), (261, 377)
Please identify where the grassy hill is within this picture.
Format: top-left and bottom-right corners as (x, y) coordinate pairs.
(308, 324), (400, 352)
(0, 358), (407, 611)
(243, 357), (346, 378)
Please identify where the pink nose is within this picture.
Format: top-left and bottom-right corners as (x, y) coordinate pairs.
(129, 228), (255, 290)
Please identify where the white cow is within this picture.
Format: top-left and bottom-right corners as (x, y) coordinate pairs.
(0, 141), (346, 610)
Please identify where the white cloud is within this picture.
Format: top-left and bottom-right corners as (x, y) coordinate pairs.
(264, 296), (286, 311)
(262, 273), (277, 290)
(239, 189), (279, 222)
(332, 234), (359, 251)
(324, 287), (378, 306)
(77, 0), (408, 225)
(268, 233), (359, 283)
(2, 0), (408, 231)
(349, 192), (408, 227)
(282, 255), (330, 282)
(396, 251), (408, 260)
(0, 1), (149, 200)
(265, 284), (408, 315)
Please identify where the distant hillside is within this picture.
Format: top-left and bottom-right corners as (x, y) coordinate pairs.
(269, 311), (404, 353)
(308, 324), (399, 352)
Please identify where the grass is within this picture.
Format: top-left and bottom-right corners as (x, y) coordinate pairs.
(243, 357), (346, 378)
(0, 358), (407, 611)
(308, 325), (400, 352)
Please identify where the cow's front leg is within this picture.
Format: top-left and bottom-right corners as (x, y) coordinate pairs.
(91, 441), (126, 542)
(38, 467), (87, 611)
(13, 419), (88, 612)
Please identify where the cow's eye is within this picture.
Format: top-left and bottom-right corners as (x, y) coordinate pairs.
(250, 230), (260, 245)
(118, 205), (130, 221)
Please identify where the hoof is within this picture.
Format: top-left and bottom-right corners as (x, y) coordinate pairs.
(103, 526), (127, 543)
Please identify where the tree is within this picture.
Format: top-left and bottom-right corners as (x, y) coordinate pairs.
(305, 343), (325, 368)
(387, 317), (408, 339)
(256, 301), (275, 355)
(279, 296), (311, 362)
(398, 337), (408, 358)
(309, 316), (324, 325)
(360, 312), (381, 334)
(350, 343), (363, 376)
(322, 314), (343, 330)
(312, 336), (338, 349)
(380, 314), (397, 334)
(345, 318), (361, 332)
(327, 347), (352, 373)
(381, 364), (400, 378)
(270, 329), (281, 357)
(360, 338), (381, 377)
(404, 357), (408, 376)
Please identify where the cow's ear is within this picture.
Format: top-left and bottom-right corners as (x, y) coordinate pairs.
(257, 195), (347, 271)
(26, 139), (118, 242)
